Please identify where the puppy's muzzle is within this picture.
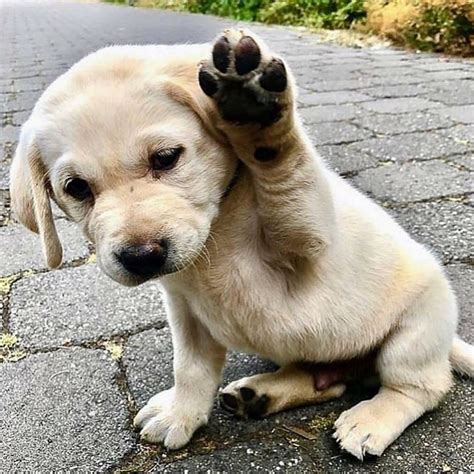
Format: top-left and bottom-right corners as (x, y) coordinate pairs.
(115, 240), (168, 278)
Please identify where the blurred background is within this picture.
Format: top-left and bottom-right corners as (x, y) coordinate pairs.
(108, 0), (474, 56)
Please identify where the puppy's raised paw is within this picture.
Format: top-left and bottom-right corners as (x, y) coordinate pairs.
(199, 29), (292, 127)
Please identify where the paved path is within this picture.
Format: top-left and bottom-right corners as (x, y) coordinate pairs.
(0, 1), (473, 472)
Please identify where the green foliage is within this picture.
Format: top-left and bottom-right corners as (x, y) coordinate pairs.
(187, 0), (267, 21)
(405, 2), (473, 54)
(183, 0), (366, 27)
(260, 0), (366, 29)
(104, 0), (474, 55)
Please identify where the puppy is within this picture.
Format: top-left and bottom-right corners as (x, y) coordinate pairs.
(10, 29), (473, 459)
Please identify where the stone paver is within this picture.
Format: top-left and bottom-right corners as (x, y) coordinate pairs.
(352, 110), (455, 135)
(0, 219), (89, 276)
(360, 97), (442, 114)
(437, 105), (474, 124)
(353, 160), (473, 203)
(0, 348), (135, 472)
(0, 0), (473, 472)
(315, 144), (378, 174)
(152, 440), (316, 473)
(10, 264), (167, 349)
(394, 202), (473, 262)
(446, 264), (474, 344)
(351, 131), (473, 162)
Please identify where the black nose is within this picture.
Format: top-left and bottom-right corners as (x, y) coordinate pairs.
(115, 240), (168, 278)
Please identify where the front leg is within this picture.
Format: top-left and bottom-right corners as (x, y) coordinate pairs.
(199, 29), (335, 258)
(134, 293), (226, 449)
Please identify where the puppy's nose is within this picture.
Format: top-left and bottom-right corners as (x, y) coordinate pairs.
(116, 240), (168, 278)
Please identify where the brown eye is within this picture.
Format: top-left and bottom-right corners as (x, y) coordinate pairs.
(64, 178), (92, 201)
(150, 147), (183, 172)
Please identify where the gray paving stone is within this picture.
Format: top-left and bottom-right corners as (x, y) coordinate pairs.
(3, 91), (40, 112)
(438, 124), (474, 145)
(429, 78), (473, 91)
(450, 155), (474, 170)
(360, 97), (441, 114)
(370, 66), (419, 77)
(353, 161), (473, 203)
(0, 188), (9, 226)
(351, 132), (473, 162)
(424, 70), (473, 81)
(11, 76), (45, 92)
(1, 164), (10, 190)
(152, 439), (316, 473)
(316, 144), (378, 174)
(394, 202), (473, 262)
(437, 105), (474, 124)
(306, 121), (373, 146)
(352, 111), (454, 135)
(413, 61), (466, 72)
(0, 125), (19, 143)
(123, 327), (174, 408)
(308, 79), (364, 93)
(11, 110), (30, 126)
(356, 84), (430, 99)
(423, 83), (474, 106)
(299, 104), (360, 123)
(298, 90), (372, 106)
(446, 264), (473, 344)
(0, 219), (89, 276)
(1, 141), (16, 162)
(0, 348), (135, 472)
(9, 264), (167, 349)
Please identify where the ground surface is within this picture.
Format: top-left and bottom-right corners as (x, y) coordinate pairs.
(0, 1), (473, 472)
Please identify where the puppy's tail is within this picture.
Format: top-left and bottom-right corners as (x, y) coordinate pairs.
(450, 336), (474, 377)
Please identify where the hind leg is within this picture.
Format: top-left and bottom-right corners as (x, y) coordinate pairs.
(219, 363), (346, 419)
(334, 277), (457, 459)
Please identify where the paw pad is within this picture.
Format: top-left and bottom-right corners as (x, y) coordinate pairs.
(212, 36), (231, 73)
(199, 29), (289, 126)
(234, 36), (261, 75)
(219, 386), (270, 419)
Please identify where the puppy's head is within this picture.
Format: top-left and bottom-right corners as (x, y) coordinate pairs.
(10, 45), (235, 285)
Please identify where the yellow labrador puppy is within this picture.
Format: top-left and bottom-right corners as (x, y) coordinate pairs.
(10, 29), (473, 459)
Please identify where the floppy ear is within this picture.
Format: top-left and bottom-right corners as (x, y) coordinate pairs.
(10, 128), (63, 268)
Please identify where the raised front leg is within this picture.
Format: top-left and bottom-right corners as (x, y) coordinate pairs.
(134, 293), (226, 449)
(199, 29), (335, 258)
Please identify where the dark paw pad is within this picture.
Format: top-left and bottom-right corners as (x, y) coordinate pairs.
(218, 86), (282, 126)
(259, 59), (287, 93)
(221, 393), (239, 413)
(198, 69), (218, 97)
(240, 386), (256, 402)
(234, 36), (261, 75)
(212, 36), (231, 73)
(219, 388), (271, 419)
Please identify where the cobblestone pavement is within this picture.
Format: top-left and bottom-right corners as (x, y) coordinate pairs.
(1, 1), (473, 472)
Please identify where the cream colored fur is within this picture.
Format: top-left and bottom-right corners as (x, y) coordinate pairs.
(10, 31), (473, 460)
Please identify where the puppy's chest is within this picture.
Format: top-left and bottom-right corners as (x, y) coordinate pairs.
(179, 257), (317, 360)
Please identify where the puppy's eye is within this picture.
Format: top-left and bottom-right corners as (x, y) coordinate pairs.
(150, 147), (183, 172)
(64, 178), (92, 201)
